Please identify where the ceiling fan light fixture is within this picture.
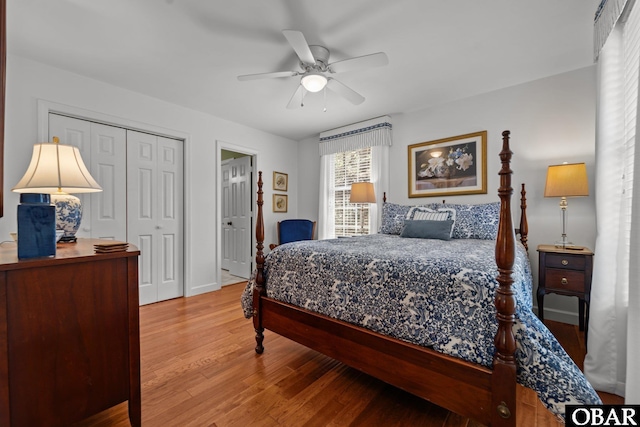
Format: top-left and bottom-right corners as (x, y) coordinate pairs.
(301, 72), (327, 93)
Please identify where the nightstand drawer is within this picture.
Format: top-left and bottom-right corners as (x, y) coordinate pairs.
(545, 268), (585, 293)
(545, 253), (586, 270)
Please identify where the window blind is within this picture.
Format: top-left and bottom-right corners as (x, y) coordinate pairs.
(332, 147), (372, 236)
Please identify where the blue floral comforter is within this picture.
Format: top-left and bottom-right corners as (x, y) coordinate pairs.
(241, 234), (601, 420)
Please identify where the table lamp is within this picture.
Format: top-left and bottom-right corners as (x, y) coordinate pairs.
(349, 182), (376, 235)
(544, 162), (589, 249)
(12, 137), (102, 243)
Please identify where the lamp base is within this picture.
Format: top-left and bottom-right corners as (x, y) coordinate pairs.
(51, 193), (83, 242)
(17, 193), (56, 259)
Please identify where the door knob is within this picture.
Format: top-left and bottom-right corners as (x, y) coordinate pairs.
(227, 222), (233, 225)
(155, 225), (163, 230)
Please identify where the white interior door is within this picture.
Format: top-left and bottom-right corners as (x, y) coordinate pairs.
(127, 130), (184, 305)
(221, 161), (232, 271)
(48, 114), (127, 241)
(228, 156), (251, 278)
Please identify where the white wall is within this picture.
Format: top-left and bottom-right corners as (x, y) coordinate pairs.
(2, 55), (299, 296)
(298, 66), (597, 324)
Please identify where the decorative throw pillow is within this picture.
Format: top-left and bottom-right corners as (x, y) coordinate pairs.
(406, 206), (456, 222)
(439, 202), (500, 240)
(400, 219), (454, 240)
(379, 203), (412, 235)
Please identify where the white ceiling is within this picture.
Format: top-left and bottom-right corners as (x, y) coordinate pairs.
(8, 0), (599, 141)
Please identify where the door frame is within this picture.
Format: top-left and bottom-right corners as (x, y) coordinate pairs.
(37, 99), (191, 295)
(216, 140), (258, 288)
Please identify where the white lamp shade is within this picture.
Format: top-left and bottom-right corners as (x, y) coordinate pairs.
(12, 142), (102, 194)
(350, 182), (376, 203)
(301, 72), (328, 93)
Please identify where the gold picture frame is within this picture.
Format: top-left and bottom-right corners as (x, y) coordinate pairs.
(273, 194), (288, 213)
(273, 171), (288, 192)
(408, 131), (487, 198)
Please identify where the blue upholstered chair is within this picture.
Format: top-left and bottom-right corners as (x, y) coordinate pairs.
(269, 219), (316, 250)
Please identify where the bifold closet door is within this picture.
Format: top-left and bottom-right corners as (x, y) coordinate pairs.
(127, 130), (184, 305)
(48, 114), (127, 241)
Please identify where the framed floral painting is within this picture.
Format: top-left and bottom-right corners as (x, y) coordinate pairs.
(407, 131), (487, 198)
(273, 171), (288, 191)
(273, 194), (288, 213)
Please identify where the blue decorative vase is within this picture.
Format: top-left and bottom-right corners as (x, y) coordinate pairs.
(51, 193), (82, 243)
(17, 193), (57, 259)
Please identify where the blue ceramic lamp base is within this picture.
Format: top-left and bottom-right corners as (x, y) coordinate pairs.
(17, 193), (57, 259)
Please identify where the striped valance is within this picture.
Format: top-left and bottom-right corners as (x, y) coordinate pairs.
(594, 0), (634, 60)
(319, 116), (392, 156)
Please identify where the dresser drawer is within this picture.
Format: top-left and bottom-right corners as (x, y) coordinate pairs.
(545, 253), (586, 270)
(544, 268), (585, 293)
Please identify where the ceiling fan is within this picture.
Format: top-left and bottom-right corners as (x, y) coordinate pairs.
(237, 30), (388, 109)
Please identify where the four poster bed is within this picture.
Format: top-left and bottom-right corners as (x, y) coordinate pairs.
(241, 131), (600, 426)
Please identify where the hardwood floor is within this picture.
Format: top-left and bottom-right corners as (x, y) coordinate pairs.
(71, 282), (620, 427)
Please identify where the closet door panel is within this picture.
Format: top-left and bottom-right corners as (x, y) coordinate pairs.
(128, 131), (183, 304)
(127, 130), (159, 305)
(49, 115), (126, 241)
(89, 123), (127, 240)
(157, 136), (183, 301)
(48, 114), (92, 237)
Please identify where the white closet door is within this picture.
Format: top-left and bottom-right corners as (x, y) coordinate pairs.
(127, 130), (184, 305)
(48, 114), (127, 241)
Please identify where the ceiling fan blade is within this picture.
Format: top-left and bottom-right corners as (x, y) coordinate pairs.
(237, 70), (298, 81)
(286, 85), (306, 109)
(326, 78), (365, 105)
(282, 30), (316, 67)
(328, 52), (388, 74)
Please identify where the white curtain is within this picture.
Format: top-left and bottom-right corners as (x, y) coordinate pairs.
(318, 116), (392, 240)
(370, 144), (390, 235)
(318, 154), (335, 240)
(584, 0), (640, 402)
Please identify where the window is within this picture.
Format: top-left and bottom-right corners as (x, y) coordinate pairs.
(318, 117), (392, 240)
(332, 147), (372, 237)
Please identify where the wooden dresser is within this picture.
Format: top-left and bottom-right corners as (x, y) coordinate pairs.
(0, 239), (141, 427)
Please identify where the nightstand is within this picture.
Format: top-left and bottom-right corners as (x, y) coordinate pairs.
(537, 244), (594, 345)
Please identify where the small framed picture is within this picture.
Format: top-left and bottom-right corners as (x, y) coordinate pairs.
(273, 171), (288, 191)
(273, 194), (288, 213)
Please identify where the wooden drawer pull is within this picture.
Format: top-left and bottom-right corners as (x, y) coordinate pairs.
(561, 277), (568, 285)
(562, 259), (569, 266)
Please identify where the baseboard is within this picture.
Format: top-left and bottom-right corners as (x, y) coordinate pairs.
(533, 305), (579, 325)
(187, 282), (219, 297)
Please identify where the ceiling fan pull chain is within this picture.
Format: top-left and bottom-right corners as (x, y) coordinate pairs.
(323, 87), (327, 112)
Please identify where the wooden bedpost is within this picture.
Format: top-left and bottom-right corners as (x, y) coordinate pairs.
(519, 183), (529, 252)
(252, 171), (265, 354)
(491, 130), (517, 426)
